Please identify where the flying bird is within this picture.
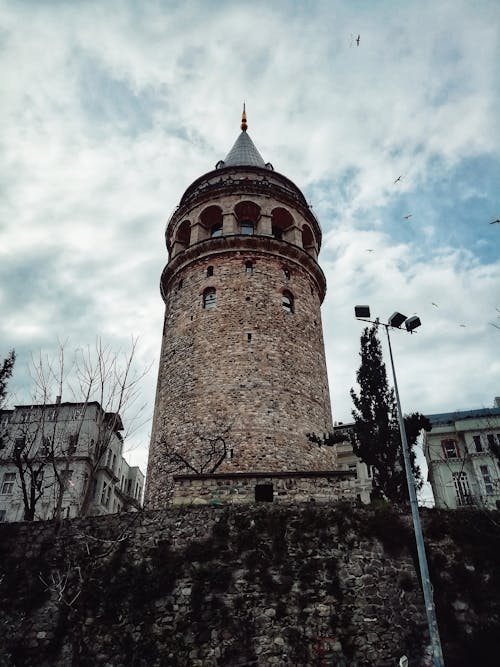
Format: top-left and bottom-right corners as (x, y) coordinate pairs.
(366, 249), (374, 253)
(403, 214), (412, 220)
(356, 34), (360, 46)
(394, 175), (403, 184)
(459, 324), (466, 328)
(490, 219), (500, 224)
(431, 302), (439, 308)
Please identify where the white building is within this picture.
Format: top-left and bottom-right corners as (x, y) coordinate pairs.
(424, 399), (500, 510)
(332, 422), (373, 504)
(0, 400), (144, 523)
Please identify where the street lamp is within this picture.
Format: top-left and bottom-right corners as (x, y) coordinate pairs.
(354, 305), (445, 667)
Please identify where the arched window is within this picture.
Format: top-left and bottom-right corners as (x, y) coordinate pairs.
(203, 288), (216, 310)
(207, 266), (214, 277)
(282, 291), (294, 313)
(302, 224), (315, 255)
(271, 207), (293, 240)
(240, 220), (254, 235)
(245, 260), (253, 275)
(211, 224), (223, 238)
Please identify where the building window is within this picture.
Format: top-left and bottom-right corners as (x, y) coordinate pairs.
(441, 439), (459, 459)
(101, 481), (111, 508)
(283, 268), (290, 280)
(255, 484), (273, 502)
(452, 472), (472, 506)
(206, 265), (214, 277)
(14, 437), (25, 456)
(245, 260), (253, 275)
(210, 224), (223, 238)
(41, 436), (52, 456)
(203, 288), (216, 310)
(240, 221), (254, 235)
(1, 472), (16, 494)
(487, 434), (496, 449)
(282, 291), (294, 314)
(48, 409), (57, 421)
(67, 434), (78, 454)
(0, 509), (6, 522)
(473, 435), (483, 452)
(61, 469), (74, 490)
(480, 465), (494, 495)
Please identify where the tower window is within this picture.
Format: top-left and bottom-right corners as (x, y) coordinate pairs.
(283, 268), (290, 280)
(211, 224), (223, 238)
(245, 260), (253, 274)
(255, 484), (273, 502)
(282, 291), (294, 314)
(203, 288), (216, 310)
(240, 221), (254, 235)
(247, 333), (252, 342)
(207, 266), (214, 277)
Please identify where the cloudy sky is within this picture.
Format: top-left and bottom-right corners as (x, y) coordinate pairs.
(1, 0), (499, 483)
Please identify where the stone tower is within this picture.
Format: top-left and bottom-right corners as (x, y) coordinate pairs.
(146, 109), (336, 506)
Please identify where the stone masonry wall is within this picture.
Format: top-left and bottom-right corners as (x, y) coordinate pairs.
(1, 504), (499, 666)
(147, 242), (334, 507)
(171, 471), (357, 506)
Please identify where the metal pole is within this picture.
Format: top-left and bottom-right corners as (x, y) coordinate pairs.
(384, 325), (445, 667)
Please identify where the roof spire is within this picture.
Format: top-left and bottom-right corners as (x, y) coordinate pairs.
(240, 102), (247, 132)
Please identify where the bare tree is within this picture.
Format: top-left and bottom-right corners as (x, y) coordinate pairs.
(2, 338), (149, 521)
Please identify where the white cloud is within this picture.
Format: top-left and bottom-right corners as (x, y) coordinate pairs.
(1, 0), (499, 479)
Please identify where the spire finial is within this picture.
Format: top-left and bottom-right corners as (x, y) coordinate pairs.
(241, 102), (247, 132)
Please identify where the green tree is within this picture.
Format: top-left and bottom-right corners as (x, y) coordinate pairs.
(0, 349), (16, 408)
(350, 323), (429, 502)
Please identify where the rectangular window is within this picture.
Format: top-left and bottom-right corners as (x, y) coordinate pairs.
(0, 509), (6, 522)
(60, 469), (74, 490)
(1, 472), (16, 494)
(100, 481), (110, 508)
(41, 436), (52, 456)
(472, 435), (483, 453)
(442, 439), (460, 459)
(67, 434), (78, 453)
(452, 472), (472, 506)
(14, 437), (25, 455)
(480, 465), (494, 495)
(487, 434), (496, 449)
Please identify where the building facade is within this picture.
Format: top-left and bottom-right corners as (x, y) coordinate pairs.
(0, 400), (144, 522)
(146, 111), (342, 507)
(424, 400), (500, 510)
(332, 422), (374, 504)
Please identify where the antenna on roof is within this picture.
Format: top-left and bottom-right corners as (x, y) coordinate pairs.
(241, 102), (247, 132)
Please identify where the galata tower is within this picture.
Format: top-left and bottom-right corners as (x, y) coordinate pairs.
(146, 108), (336, 506)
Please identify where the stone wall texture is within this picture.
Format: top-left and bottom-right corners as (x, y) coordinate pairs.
(147, 167), (335, 507)
(1, 504), (499, 667)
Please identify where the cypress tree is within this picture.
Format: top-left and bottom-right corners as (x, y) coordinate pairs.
(350, 323), (428, 502)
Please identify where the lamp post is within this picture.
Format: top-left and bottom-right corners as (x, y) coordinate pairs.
(354, 306), (444, 667)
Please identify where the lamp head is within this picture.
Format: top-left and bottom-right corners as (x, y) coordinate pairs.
(388, 312), (407, 328)
(354, 305), (371, 319)
(405, 315), (421, 332)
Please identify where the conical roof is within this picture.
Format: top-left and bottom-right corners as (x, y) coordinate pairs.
(215, 105), (272, 170)
(223, 131), (267, 168)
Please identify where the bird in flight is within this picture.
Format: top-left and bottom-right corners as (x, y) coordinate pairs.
(366, 249), (374, 253)
(356, 34), (360, 46)
(431, 302), (439, 308)
(394, 175), (403, 184)
(459, 324), (466, 328)
(490, 219), (500, 224)
(403, 214), (412, 220)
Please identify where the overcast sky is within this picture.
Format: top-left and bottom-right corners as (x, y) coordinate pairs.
(1, 0), (499, 482)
